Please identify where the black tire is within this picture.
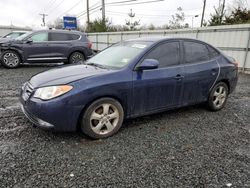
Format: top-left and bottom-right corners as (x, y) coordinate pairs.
(68, 52), (85, 64)
(207, 82), (229, 111)
(80, 98), (124, 139)
(0, 50), (21, 68)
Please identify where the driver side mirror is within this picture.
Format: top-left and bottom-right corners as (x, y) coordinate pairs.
(136, 59), (159, 70)
(26, 38), (33, 43)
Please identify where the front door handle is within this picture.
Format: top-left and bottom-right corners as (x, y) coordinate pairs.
(174, 74), (184, 80)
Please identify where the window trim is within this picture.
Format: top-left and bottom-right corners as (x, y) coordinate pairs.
(134, 40), (181, 70)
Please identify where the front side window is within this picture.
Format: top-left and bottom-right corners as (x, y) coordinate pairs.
(30, 32), (48, 42)
(184, 41), (210, 64)
(144, 41), (180, 68)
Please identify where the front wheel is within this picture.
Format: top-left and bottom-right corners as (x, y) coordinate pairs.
(68, 52), (85, 64)
(207, 82), (229, 111)
(80, 98), (124, 139)
(1, 50), (21, 68)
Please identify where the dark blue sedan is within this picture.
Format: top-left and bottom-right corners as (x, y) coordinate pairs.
(20, 38), (238, 139)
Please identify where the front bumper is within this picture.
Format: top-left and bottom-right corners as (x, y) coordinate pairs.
(21, 104), (54, 129)
(20, 83), (83, 132)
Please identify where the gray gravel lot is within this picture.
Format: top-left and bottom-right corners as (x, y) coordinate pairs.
(0, 64), (249, 187)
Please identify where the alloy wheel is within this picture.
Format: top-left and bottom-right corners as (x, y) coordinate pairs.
(90, 103), (119, 135)
(3, 52), (19, 67)
(212, 85), (227, 108)
(70, 52), (84, 64)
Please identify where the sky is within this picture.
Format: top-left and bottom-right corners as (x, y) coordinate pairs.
(0, 0), (249, 29)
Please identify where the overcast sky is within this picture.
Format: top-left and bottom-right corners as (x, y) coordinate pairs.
(0, 0), (249, 29)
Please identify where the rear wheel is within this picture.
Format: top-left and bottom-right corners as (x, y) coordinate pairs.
(68, 52), (85, 64)
(1, 50), (21, 68)
(80, 98), (124, 139)
(207, 82), (229, 111)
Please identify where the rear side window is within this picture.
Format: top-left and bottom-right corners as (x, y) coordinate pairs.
(70, 34), (80, 40)
(184, 41), (210, 64)
(207, 45), (220, 58)
(49, 33), (71, 41)
(144, 41), (180, 68)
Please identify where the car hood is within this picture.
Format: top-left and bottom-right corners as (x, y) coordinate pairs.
(29, 64), (112, 88)
(0, 38), (11, 44)
(0, 38), (22, 45)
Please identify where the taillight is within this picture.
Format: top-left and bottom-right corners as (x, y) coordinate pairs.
(232, 61), (239, 67)
(87, 41), (92, 49)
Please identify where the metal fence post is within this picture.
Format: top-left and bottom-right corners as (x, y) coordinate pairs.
(196, 29), (199, 39)
(107, 34), (109, 48)
(243, 28), (250, 72)
(96, 34), (98, 51)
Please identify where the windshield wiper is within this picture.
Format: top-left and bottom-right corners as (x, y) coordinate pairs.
(86, 62), (107, 69)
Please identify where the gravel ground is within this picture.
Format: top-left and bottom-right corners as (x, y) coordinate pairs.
(0, 64), (249, 187)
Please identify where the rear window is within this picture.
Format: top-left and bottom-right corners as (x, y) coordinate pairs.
(184, 41), (210, 64)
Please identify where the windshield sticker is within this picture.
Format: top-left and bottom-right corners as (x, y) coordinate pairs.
(131, 44), (147, 49)
(121, 58), (130, 63)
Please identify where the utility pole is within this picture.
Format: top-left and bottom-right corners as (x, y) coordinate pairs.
(39, 13), (48, 27)
(200, 0), (206, 27)
(86, 0), (90, 27)
(220, 0), (226, 24)
(102, 0), (105, 22)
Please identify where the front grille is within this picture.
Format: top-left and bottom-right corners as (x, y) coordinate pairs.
(22, 82), (34, 101)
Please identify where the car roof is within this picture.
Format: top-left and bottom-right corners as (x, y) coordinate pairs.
(126, 37), (209, 44)
(33, 29), (85, 35)
(10, 30), (28, 33)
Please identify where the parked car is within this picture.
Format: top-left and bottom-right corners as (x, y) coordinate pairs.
(1, 30), (28, 39)
(0, 29), (93, 68)
(20, 37), (238, 139)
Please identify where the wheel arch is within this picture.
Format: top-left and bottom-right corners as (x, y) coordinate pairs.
(68, 50), (86, 60)
(1, 49), (23, 63)
(76, 95), (126, 131)
(217, 79), (230, 93)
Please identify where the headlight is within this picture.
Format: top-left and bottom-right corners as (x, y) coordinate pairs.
(33, 85), (73, 100)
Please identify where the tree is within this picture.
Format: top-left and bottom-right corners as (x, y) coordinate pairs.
(125, 9), (140, 30)
(208, 0), (250, 26)
(169, 7), (186, 29)
(47, 18), (63, 29)
(86, 18), (113, 33)
(148, 24), (155, 30)
(224, 7), (250, 24)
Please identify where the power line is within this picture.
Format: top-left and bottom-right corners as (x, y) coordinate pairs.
(106, 0), (164, 6)
(47, 0), (65, 16)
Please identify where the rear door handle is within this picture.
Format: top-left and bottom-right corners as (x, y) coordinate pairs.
(174, 74), (184, 80)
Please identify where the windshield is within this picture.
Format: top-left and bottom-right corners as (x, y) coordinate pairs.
(15, 31), (32, 40)
(87, 41), (152, 69)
